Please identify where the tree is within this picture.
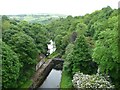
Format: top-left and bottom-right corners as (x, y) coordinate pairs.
(92, 16), (120, 88)
(10, 32), (38, 86)
(1, 41), (21, 88)
(30, 23), (49, 55)
(11, 32), (38, 66)
(63, 43), (74, 73)
(54, 35), (63, 52)
(76, 23), (87, 36)
(2, 29), (19, 45)
(2, 16), (10, 30)
(71, 35), (97, 74)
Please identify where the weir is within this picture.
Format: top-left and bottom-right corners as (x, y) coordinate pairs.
(30, 58), (64, 89)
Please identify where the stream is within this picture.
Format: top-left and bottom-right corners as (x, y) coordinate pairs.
(39, 40), (62, 88)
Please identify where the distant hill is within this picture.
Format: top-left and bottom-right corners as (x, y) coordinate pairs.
(7, 14), (67, 24)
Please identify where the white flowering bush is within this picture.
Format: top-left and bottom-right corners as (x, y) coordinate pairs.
(72, 72), (114, 89)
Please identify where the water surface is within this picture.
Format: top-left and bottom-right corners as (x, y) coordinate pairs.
(40, 69), (62, 88)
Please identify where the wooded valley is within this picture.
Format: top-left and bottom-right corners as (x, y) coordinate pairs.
(1, 6), (120, 89)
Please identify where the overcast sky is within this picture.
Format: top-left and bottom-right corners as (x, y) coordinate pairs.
(0, 0), (119, 16)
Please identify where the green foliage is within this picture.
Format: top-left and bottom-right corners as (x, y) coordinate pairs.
(71, 35), (97, 74)
(60, 70), (73, 88)
(7, 14), (65, 24)
(3, 31), (38, 87)
(2, 29), (19, 45)
(11, 32), (38, 65)
(47, 15), (83, 56)
(47, 51), (59, 59)
(1, 41), (21, 88)
(85, 6), (113, 38)
(63, 35), (97, 81)
(60, 35), (69, 53)
(63, 43), (74, 73)
(21, 80), (32, 88)
(3, 30), (38, 65)
(27, 23), (49, 54)
(92, 16), (120, 88)
(54, 34), (69, 56)
(2, 15), (10, 30)
(63, 43), (74, 59)
(54, 35), (63, 52)
(50, 7), (119, 88)
(76, 23), (87, 35)
(2, 7), (119, 88)
(2, 15), (51, 88)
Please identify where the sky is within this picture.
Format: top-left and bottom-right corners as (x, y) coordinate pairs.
(0, 0), (119, 16)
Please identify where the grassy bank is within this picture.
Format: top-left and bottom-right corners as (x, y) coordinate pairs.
(60, 70), (73, 88)
(47, 51), (59, 59)
(20, 79), (32, 88)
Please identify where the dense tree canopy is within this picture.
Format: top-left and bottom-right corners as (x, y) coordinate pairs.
(2, 6), (119, 89)
(2, 16), (50, 88)
(92, 15), (120, 88)
(11, 32), (38, 65)
(2, 41), (21, 88)
(46, 6), (119, 88)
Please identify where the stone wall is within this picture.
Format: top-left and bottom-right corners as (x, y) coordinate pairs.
(30, 58), (64, 89)
(30, 59), (54, 89)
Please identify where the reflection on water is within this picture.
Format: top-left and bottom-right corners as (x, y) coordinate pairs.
(40, 69), (62, 88)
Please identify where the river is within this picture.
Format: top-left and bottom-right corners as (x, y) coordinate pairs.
(39, 40), (62, 89)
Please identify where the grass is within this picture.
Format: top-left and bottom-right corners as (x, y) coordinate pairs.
(60, 70), (73, 88)
(21, 79), (32, 89)
(47, 51), (59, 59)
(40, 52), (59, 62)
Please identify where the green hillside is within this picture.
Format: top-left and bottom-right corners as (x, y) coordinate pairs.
(7, 14), (66, 24)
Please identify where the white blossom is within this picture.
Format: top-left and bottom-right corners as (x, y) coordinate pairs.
(72, 72), (114, 89)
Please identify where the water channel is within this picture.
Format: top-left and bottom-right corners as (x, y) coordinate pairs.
(40, 69), (62, 88)
(39, 40), (62, 89)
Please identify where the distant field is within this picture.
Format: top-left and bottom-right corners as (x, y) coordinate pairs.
(7, 14), (66, 24)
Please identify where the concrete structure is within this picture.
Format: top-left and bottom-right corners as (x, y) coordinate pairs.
(30, 58), (64, 89)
